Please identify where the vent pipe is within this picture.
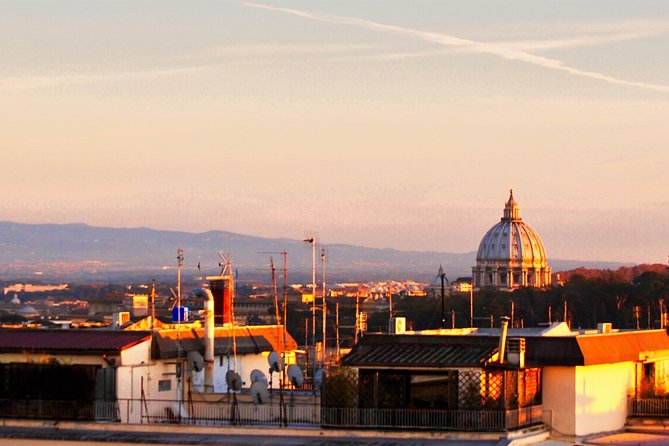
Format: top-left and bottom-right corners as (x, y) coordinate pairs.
(498, 316), (510, 364)
(194, 288), (216, 393)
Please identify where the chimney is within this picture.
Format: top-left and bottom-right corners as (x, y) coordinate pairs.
(507, 338), (526, 368)
(498, 316), (510, 364)
(597, 322), (612, 334)
(194, 288), (216, 393)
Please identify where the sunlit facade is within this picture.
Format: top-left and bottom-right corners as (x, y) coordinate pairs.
(472, 190), (551, 289)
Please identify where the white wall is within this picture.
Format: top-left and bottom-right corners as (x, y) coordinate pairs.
(574, 362), (635, 436)
(543, 362), (636, 437)
(120, 341), (151, 366)
(542, 366), (575, 436)
(190, 352), (275, 393)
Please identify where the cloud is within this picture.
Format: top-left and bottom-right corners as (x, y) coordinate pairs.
(234, 1), (669, 93)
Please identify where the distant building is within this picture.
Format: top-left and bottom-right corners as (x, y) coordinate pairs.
(451, 277), (473, 293)
(472, 190), (551, 289)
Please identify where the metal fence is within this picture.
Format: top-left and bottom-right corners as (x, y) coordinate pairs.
(0, 399), (117, 422)
(321, 405), (543, 431)
(126, 397), (320, 426)
(0, 397), (542, 431)
(629, 398), (669, 417)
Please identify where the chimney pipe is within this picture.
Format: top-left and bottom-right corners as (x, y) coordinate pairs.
(194, 288), (216, 393)
(498, 316), (510, 364)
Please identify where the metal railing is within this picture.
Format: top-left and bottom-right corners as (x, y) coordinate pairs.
(0, 399), (117, 422)
(320, 405), (543, 431)
(0, 397), (542, 431)
(128, 398), (320, 426)
(629, 398), (669, 417)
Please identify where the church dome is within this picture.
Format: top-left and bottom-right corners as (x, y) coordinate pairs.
(472, 190), (551, 289)
(476, 190), (547, 264)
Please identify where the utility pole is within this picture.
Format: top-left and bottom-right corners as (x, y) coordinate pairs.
(282, 251), (288, 352)
(388, 288), (394, 333)
(438, 265), (446, 329)
(469, 286), (474, 328)
(303, 238), (316, 349)
(177, 248), (184, 321)
(321, 248), (327, 361)
(335, 299), (340, 362)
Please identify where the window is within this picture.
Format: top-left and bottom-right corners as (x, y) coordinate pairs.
(158, 380), (172, 392)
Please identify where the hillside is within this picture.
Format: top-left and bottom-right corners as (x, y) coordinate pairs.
(0, 221), (627, 283)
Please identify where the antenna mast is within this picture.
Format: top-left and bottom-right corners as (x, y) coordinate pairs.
(303, 238), (316, 349)
(321, 248), (327, 362)
(177, 248), (184, 321)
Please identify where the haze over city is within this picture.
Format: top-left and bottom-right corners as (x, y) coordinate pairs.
(1, 1), (668, 264)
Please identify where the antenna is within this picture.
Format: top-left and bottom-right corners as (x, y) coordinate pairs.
(187, 351), (204, 373)
(250, 380), (269, 404)
(321, 247), (327, 363)
(250, 369), (268, 386)
(303, 237), (316, 351)
(268, 351), (283, 373)
(177, 248), (184, 321)
(218, 251), (233, 277)
(287, 364), (304, 388)
(225, 369), (242, 392)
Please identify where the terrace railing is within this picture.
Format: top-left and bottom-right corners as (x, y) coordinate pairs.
(0, 397), (542, 431)
(321, 405), (543, 431)
(628, 398), (669, 417)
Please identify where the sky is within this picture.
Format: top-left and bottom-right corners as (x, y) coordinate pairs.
(0, 0), (668, 264)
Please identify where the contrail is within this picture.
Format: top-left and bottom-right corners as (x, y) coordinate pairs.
(236, 1), (669, 94)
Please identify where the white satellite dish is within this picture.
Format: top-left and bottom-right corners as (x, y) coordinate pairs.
(268, 351), (283, 373)
(187, 351), (204, 373)
(287, 364), (304, 388)
(250, 369), (268, 386)
(250, 380), (269, 405)
(226, 370), (242, 391)
(313, 369), (325, 388)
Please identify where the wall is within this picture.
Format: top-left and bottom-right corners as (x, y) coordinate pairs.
(542, 366), (575, 436)
(574, 361), (635, 436)
(190, 352), (278, 393)
(543, 362), (636, 437)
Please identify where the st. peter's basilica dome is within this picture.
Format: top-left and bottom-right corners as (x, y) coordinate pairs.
(472, 190), (551, 289)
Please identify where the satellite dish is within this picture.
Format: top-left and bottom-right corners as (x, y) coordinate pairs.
(225, 370), (242, 391)
(250, 369), (268, 385)
(287, 364), (304, 388)
(187, 351), (204, 373)
(313, 369), (325, 388)
(250, 380), (269, 405)
(268, 351), (283, 373)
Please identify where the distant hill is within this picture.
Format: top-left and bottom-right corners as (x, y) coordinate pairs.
(0, 221), (628, 283)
